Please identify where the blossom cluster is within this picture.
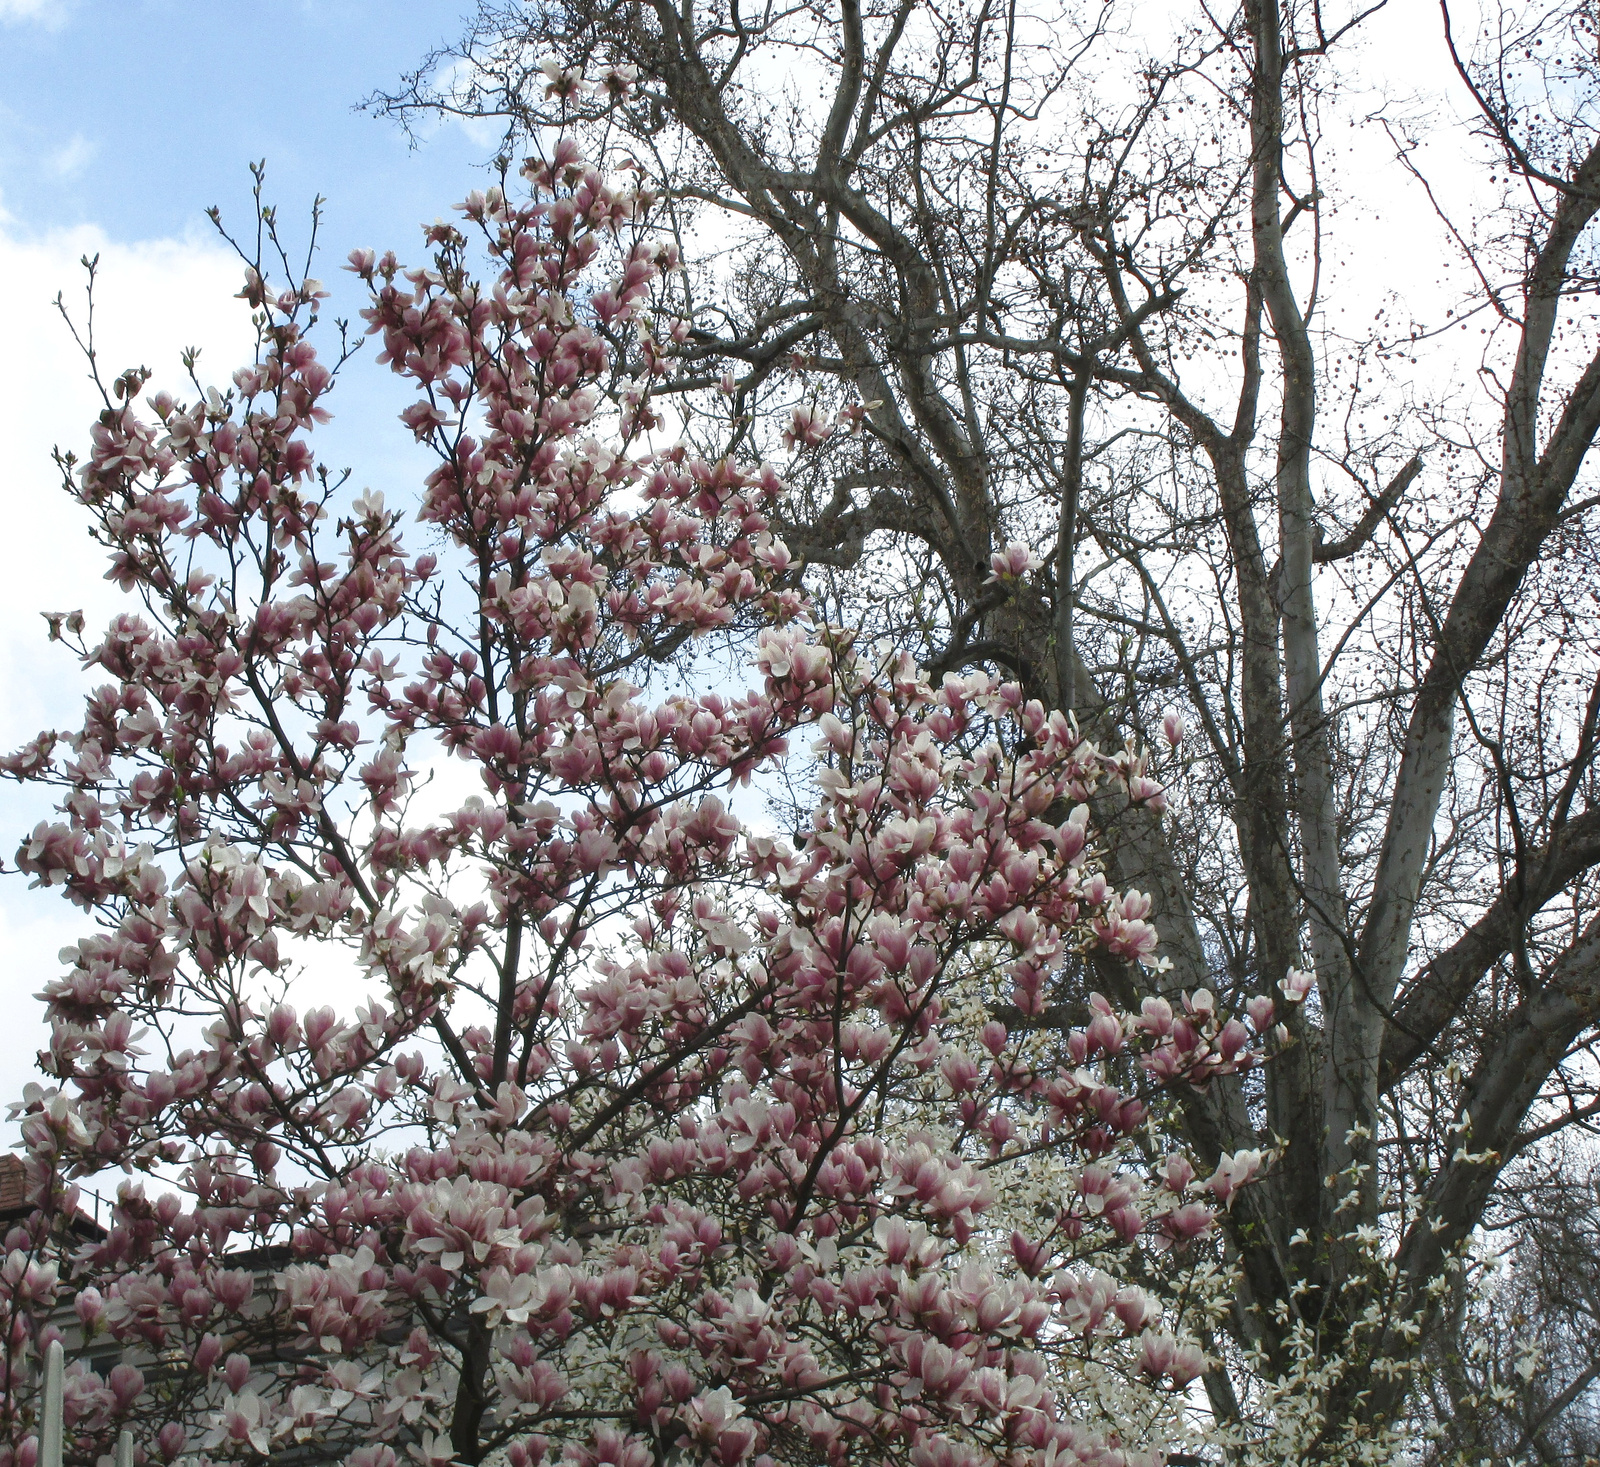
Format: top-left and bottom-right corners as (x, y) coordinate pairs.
(0, 136), (1276, 1467)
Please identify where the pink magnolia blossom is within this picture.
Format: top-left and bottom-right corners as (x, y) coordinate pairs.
(985, 542), (1042, 583)
(1279, 967), (1315, 1002)
(782, 403), (833, 450)
(1207, 1149), (1268, 1208)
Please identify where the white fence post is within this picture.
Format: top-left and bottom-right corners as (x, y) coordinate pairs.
(39, 1339), (63, 1467)
(38, 1339), (136, 1467)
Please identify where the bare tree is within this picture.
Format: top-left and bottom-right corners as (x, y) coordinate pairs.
(1415, 1150), (1600, 1466)
(370, 0), (1600, 1452)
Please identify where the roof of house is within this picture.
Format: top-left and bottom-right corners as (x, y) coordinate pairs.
(0, 1154), (29, 1216)
(0, 1153), (106, 1239)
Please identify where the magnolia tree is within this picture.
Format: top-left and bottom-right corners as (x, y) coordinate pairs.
(0, 141), (1278, 1467)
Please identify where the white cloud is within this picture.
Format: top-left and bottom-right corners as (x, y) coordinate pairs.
(47, 132), (96, 178)
(0, 0), (68, 27)
(425, 55), (516, 149)
(0, 215), (256, 1130)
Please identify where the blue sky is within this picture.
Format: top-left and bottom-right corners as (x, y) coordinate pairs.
(0, 0), (486, 248)
(0, 0), (515, 540)
(0, 0), (512, 538)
